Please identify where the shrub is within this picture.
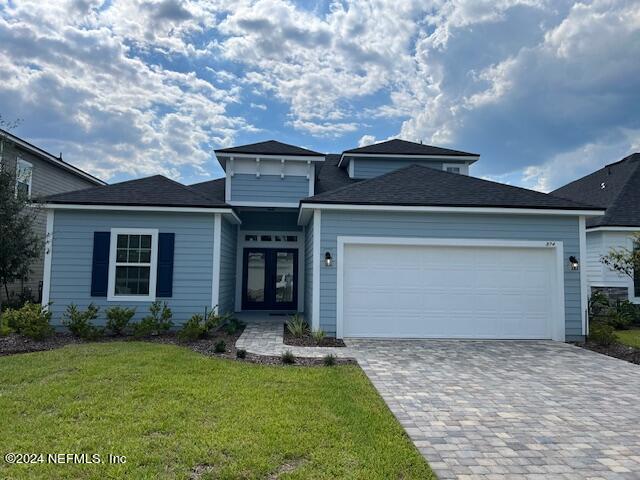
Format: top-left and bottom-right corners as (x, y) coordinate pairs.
(323, 354), (336, 366)
(281, 350), (295, 364)
(589, 322), (617, 347)
(63, 303), (103, 340)
(312, 329), (326, 344)
(214, 340), (226, 353)
(132, 301), (173, 337)
(178, 314), (208, 341)
(105, 306), (136, 335)
(0, 315), (12, 336)
(236, 348), (247, 359)
(2, 302), (54, 340)
(286, 314), (308, 338)
(223, 317), (244, 335)
(617, 300), (640, 327)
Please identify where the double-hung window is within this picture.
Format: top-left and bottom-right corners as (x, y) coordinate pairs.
(108, 229), (158, 301)
(16, 158), (33, 198)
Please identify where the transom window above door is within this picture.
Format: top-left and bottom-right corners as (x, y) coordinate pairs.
(243, 233), (298, 243)
(108, 229), (158, 301)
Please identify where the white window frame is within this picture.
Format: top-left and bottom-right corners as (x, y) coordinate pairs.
(108, 228), (159, 302)
(16, 157), (33, 198)
(442, 163), (463, 174)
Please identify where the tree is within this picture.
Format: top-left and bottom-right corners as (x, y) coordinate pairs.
(601, 233), (640, 280)
(0, 120), (43, 309)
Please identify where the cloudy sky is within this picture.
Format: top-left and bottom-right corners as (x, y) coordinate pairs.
(1, 0), (639, 191)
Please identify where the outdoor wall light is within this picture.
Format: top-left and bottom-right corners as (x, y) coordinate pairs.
(324, 251), (333, 267)
(569, 256), (579, 271)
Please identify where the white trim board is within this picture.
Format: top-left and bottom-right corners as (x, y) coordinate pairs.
(216, 153), (325, 162)
(311, 210), (321, 331)
(338, 153), (480, 167)
(579, 216), (588, 335)
(335, 236), (566, 342)
(43, 203), (242, 224)
(298, 203), (604, 224)
(107, 228), (159, 302)
(587, 226), (640, 232)
(212, 214), (222, 309)
(228, 200), (299, 209)
(41, 210), (54, 308)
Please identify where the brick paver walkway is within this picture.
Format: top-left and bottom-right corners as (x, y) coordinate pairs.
(347, 339), (640, 480)
(235, 319), (352, 358)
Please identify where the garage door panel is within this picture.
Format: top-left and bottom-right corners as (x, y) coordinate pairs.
(342, 243), (556, 339)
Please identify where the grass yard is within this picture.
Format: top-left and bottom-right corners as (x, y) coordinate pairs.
(616, 328), (640, 348)
(0, 342), (433, 480)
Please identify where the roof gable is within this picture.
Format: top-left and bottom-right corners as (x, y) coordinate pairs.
(304, 164), (598, 211)
(44, 175), (228, 208)
(342, 139), (478, 157)
(552, 153), (640, 227)
(215, 140), (324, 157)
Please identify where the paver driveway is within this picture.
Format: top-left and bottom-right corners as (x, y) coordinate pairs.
(347, 339), (640, 479)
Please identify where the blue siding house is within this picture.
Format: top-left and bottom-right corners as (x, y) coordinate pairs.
(43, 139), (603, 341)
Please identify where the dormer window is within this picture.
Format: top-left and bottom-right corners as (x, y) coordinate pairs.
(445, 166), (461, 174)
(443, 163), (463, 174)
(15, 158), (33, 198)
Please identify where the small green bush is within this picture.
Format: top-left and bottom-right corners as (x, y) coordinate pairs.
(616, 300), (640, 327)
(223, 317), (243, 335)
(214, 340), (226, 353)
(132, 301), (173, 337)
(178, 314), (208, 341)
(589, 322), (617, 346)
(323, 354), (336, 366)
(2, 302), (54, 340)
(105, 306), (136, 335)
(286, 314), (308, 338)
(281, 350), (295, 364)
(63, 303), (103, 340)
(312, 329), (326, 344)
(236, 348), (247, 359)
(0, 315), (12, 336)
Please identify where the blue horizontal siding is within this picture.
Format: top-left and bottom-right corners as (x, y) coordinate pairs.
(319, 211), (581, 337)
(304, 216), (314, 319)
(218, 218), (237, 314)
(49, 210), (215, 326)
(231, 174), (309, 203)
(352, 157), (448, 179)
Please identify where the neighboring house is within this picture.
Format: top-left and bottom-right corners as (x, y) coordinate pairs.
(553, 153), (640, 304)
(42, 139), (603, 341)
(0, 129), (105, 303)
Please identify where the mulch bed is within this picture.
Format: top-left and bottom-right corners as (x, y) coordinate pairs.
(579, 341), (640, 365)
(283, 324), (346, 347)
(0, 326), (355, 366)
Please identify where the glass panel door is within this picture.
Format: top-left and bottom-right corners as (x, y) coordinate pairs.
(243, 250), (266, 308)
(242, 248), (297, 310)
(275, 251), (295, 304)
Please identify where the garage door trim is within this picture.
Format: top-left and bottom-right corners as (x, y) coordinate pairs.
(336, 236), (566, 341)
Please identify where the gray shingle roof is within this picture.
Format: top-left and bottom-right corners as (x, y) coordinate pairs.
(44, 175), (229, 208)
(303, 164), (600, 210)
(215, 140), (324, 157)
(552, 153), (640, 228)
(189, 177), (226, 201)
(342, 139), (478, 157)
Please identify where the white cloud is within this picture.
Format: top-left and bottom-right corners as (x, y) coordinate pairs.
(358, 134), (376, 147)
(0, 0), (254, 181)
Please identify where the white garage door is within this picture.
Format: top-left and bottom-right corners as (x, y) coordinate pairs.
(341, 242), (558, 339)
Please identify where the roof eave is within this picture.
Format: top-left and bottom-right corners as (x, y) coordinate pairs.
(337, 152), (480, 168)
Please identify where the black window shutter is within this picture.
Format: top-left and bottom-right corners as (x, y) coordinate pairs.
(90, 232), (110, 297)
(156, 233), (175, 297)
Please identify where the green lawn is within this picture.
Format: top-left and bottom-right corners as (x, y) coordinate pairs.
(616, 328), (640, 348)
(0, 342), (433, 480)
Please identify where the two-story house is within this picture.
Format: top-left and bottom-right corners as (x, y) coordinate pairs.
(0, 128), (105, 303)
(42, 139), (603, 341)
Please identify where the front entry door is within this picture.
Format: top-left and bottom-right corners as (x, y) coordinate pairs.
(242, 248), (298, 310)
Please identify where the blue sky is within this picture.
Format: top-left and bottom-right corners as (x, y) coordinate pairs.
(0, 0), (639, 191)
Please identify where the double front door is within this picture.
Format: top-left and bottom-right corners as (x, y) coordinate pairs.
(242, 248), (298, 310)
